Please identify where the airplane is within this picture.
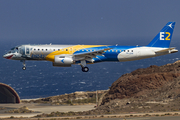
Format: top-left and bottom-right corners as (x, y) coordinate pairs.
(3, 22), (178, 72)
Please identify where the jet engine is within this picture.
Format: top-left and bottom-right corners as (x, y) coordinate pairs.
(53, 55), (73, 67)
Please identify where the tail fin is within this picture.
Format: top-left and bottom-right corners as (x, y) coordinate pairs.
(147, 22), (175, 48)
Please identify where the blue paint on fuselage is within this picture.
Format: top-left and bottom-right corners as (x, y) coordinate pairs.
(74, 45), (138, 63)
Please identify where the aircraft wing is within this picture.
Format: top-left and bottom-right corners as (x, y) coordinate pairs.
(73, 48), (111, 62)
(155, 47), (178, 53)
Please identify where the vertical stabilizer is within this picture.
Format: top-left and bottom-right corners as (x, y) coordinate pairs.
(147, 22), (175, 48)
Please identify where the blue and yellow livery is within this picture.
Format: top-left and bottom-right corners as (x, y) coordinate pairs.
(3, 22), (178, 72)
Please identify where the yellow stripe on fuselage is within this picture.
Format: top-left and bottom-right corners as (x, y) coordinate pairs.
(46, 45), (105, 62)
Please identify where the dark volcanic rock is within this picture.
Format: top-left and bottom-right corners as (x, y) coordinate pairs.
(101, 60), (180, 105)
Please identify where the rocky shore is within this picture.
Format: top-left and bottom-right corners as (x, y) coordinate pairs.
(34, 60), (180, 117)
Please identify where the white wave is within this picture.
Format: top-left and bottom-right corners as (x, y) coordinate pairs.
(52, 83), (57, 85)
(80, 82), (86, 84)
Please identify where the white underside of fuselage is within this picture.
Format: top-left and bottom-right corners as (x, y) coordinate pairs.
(117, 47), (171, 62)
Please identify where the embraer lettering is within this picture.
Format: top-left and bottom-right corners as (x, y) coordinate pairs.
(160, 32), (171, 40)
(31, 54), (45, 59)
(3, 22), (178, 72)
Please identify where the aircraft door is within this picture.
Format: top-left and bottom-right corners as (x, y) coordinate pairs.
(69, 47), (73, 54)
(25, 46), (30, 55)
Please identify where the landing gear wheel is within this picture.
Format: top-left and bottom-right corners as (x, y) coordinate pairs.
(21, 60), (26, 70)
(82, 67), (89, 72)
(22, 66), (26, 70)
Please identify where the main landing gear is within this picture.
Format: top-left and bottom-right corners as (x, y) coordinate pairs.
(80, 60), (89, 72)
(82, 67), (89, 72)
(21, 60), (26, 70)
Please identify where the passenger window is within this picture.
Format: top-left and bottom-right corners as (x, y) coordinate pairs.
(46, 49), (48, 51)
(38, 49), (40, 51)
(42, 49), (43, 51)
(128, 50), (129, 52)
(132, 50), (133, 52)
(58, 49), (60, 51)
(34, 49), (36, 51)
(66, 49), (68, 51)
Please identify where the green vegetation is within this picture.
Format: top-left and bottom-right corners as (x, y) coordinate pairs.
(0, 107), (5, 110)
(4, 106), (34, 113)
(174, 113), (179, 115)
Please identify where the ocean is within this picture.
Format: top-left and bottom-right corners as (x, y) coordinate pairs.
(0, 38), (180, 99)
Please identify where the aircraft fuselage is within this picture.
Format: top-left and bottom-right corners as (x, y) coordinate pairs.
(3, 22), (178, 72)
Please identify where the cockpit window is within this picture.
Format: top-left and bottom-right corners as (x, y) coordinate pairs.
(10, 47), (18, 50)
(7, 46), (19, 54)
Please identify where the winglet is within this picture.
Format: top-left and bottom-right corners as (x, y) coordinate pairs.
(147, 22), (175, 48)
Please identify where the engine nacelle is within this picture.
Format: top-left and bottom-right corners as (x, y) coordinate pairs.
(53, 55), (73, 67)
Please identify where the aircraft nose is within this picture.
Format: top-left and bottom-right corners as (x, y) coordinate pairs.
(3, 54), (13, 59)
(3, 54), (6, 58)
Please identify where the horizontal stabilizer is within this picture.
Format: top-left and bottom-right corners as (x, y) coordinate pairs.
(155, 47), (178, 53)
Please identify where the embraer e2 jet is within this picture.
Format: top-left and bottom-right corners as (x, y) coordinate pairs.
(3, 22), (178, 72)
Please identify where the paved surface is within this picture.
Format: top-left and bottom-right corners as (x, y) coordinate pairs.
(77, 116), (180, 120)
(1, 103), (180, 119)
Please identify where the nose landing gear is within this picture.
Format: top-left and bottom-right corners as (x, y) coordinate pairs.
(22, 66), (26, 70)
(21, 60), (26, 70)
